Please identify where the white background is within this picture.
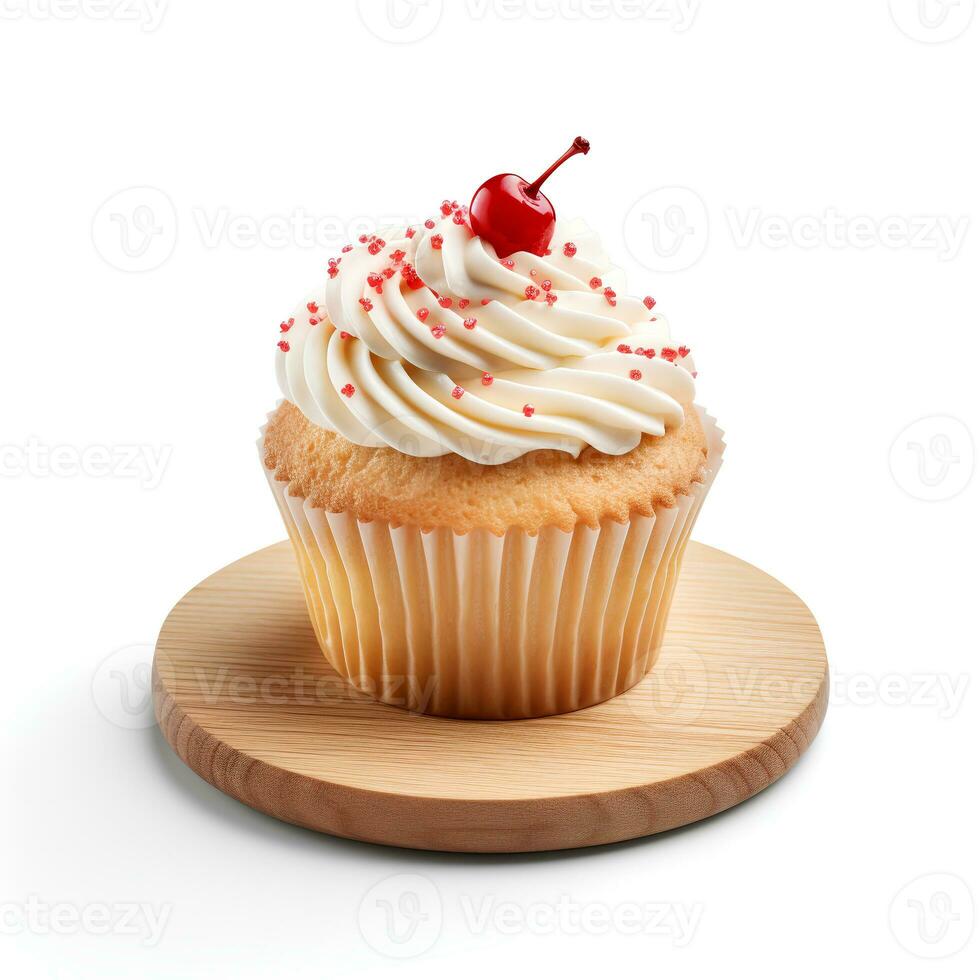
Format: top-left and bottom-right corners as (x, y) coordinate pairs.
(2, 1), (978, 977)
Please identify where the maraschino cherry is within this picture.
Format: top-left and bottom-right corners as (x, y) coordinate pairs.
(469, 136), (590, 258)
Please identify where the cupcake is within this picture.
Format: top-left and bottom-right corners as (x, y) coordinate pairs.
(263, 138), (723, 719)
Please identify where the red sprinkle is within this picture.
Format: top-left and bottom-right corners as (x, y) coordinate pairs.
(630, 369), (642, 381)
(358, 234), (369, 244)
(541, 279), (552, 291)
(545, 292), (557, 306)
(339, 331), (352, 339)
(366, 273), (383, 290)
(431, 234), (444, 250)
(452, 209), (467, 225)
(643, 296), (656, 310)
(279, 318), (294, 333)
(458, 298), (471, 309)
(308, 317), (318, 326)
(401, 264), (424, 290)
(406, 227), (416, 238)
(522, 403), (535, 418)
(438, 295), (453, 308)
(341, 244), (353, 253)
(359, 298), (373, 312)
(417, 308), (430, 322)
(431, 323), (446, 339)
(463, 317), (477, 329)
(589, 277), (602, 289)
(525, 285), (540, 300)
(328, 267), (339, 279)
(424, 219), (435, 229)
(277, 340), (290, 352)
(563, 242), (577, 257)
(661, 347), (678, 361)
(481, 372), (493, 386)
(451, 385), (464, 399)
(635, 347), (646, 356)
(481, 297), (491, 306)
(307, 301), (318, 314)
(340, 383), (355, 398)
(644, 348), (655, 359)
(440, 200), (454, 217)
(617, 344), (632, 354)
(678, 345), (690, 358)
(368, 239), (384, 255)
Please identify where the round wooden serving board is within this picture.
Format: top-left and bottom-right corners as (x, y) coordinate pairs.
(153, 541), (827, 853)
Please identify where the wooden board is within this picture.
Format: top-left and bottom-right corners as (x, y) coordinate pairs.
(153, 541), (828, 852)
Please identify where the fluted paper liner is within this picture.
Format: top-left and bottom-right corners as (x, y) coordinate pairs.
(260, 408), (724, 719)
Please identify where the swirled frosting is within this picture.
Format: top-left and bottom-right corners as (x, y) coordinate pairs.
(275, 211), (696, 464)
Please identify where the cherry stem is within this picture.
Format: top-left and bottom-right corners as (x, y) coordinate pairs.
(524, 136), (590, 199)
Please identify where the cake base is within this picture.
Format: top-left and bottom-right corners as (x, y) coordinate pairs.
(153, 540), (827, 853)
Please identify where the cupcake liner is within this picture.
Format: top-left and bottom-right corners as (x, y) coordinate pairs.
(261, 408), (724, 719)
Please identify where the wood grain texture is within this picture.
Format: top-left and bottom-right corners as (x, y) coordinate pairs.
(153, 540), (828, 852)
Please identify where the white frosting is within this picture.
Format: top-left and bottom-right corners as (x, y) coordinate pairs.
(276, 213), (696, 464)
